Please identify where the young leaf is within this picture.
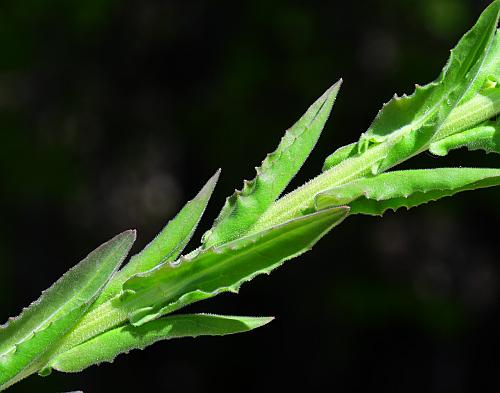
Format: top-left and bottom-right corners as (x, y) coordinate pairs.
(0, 230), (136, 389)
(44, 314), (273, 374)
(327, 2), (499, 174)
(121, 206), (349, 326)
(429, 120), (499, 156)
(315, 168), (500, 216)
(322, 141), (358, 171)
(91, 171), (220, 309)
(202, 80), (342, 248)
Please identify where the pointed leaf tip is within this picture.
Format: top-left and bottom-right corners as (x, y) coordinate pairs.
(323, 2), (499, 173)
(203, 81), (342, 246)
(90, 170), (220, 308)
(202, 168), (221, 194)
(238, 315), (274, 330)
(0, 230), (135, 389)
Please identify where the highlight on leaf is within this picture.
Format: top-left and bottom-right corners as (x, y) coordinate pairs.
(364, 1), (498, 145)
(323, 1), (499, 173)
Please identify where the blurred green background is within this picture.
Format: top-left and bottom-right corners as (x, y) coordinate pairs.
(1, 0), (499, 392)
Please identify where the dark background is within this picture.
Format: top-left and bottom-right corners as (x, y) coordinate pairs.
(1, 0), (499, 392)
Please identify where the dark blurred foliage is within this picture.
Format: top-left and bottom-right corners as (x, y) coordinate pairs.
(1, 0), (499, 392)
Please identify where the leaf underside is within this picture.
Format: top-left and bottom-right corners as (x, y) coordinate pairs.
(45, 314), (273, 373)
(429, 120), (500, 156)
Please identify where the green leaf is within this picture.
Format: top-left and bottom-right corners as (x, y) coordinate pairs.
(121, 206), (349, 326)
(315, 168), (500, 216)
(91, 171), (220, 309)
(202, 80), (342, 248)
(0, 230), (136, 390)
(468, 28), (500, 95)
(460, 27), (499, 102)
(44, 314), (273, 374)
(323, 2), (499, 174)
(322, 142), (358, 171)
(429, 120), (500, 156)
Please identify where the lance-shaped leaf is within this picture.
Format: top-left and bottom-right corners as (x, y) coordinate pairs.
(91, 171), (220, 309)
(0, 230), (136, 390)
(315, 168), (500, 216)
(430, 120), (500, 156)
(43, 314), (273, 374)
(121, 206), (349, 326)
(202, 80), (342, 248)
(322, 2), (499, 175)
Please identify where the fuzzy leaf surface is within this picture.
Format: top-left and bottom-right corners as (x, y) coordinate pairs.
(92, 171), (219, 309)
(315, 168), (500, 216)
(0, 231), (136, 389)
(202, 80), (342, 247)
(45, 314), (273, 373)
(122, 207), (349, 326)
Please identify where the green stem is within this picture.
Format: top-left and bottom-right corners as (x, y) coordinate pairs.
(434, 88), (500, 140)
(47, 89), (500, 362)
(251, 89), (500, 232)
